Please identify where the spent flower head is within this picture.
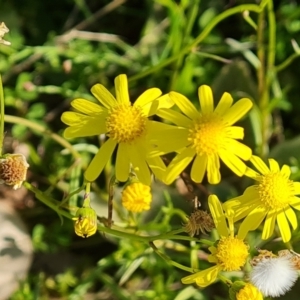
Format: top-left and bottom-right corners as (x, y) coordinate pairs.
(157, 85), (252, 184)
(223, 155), (300, 242)
(250, 249), (298, 297)
(181, 195), (249, 287)
(0, 22), (11, 46)
(121, 181), (152, 213)
(0, 153), (29, 189)
(183, 209), (214, 236)
(61, 74), (174, 185)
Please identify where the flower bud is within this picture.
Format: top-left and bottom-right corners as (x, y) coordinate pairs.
(121, 182), (152, 213)
(0, 153), (29, 189)
(73, 205), (97, 238)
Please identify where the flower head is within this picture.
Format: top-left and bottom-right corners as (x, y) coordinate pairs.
(121, 181), (152, 212)
(249, 249), (298, 297)
(183, 209), (214, 236)
(61, 74), (174, 185)
(181, 195), (249, 287)
(0, 153), (29, 189)
(0, 22), (11, 46)
(73, 196), (97, 238)
(223, 155), (300, 242)
(157, 85), (252, 184)
(235, 282), (263, 300)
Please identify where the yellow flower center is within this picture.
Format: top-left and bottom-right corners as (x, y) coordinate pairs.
(106, 104), (147, 143)
(121, 182), (152, 213)
(236, 283), (263, 300)
(215, 236), (249, 271)
(188, 114), (226, 156)
(256, 172), (294, 209)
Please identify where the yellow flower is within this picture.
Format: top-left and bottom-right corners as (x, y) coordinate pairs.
(73, 197), (97, 238)
(181, 195), (249, 287)
(223, 155), (300, 243)
(61, 74), (174, 185)
(121, 182), (152, 212)
(157, 85), (252, 184)
(0, 153), (29, 190)
(236, 283), (263, 300)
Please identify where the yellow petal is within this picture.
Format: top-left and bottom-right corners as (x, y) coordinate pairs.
(169, 91), (199, 120)
(207, 154), (221, 184)
(198, 85), (214, 114)
(277, 210), (291, 243)
(224, 139), (252, 160)
(63, 115), (107, 138)
(284, 206), (297, 230)
(289, 196), (300, 210)
(115, 74), (130, 104)
(91, 84), (116, 109)
(208, 195), (228, 237)
(262, 210), (276, 240)
(244, 167), (260, 180)
(146, 156), (166, 181)
(223, 98), (253, 125)
(191, 154), (207, 183)
(268, 159), (280, 172)
(226, 126), (244, 139)
(280, 164), (291, 178)
(156, 108), (192, 127)
(164, 148), (195, 185)
(250, 155), (270, 175)
(237, 206), (267, 240)
(214, 91), (233, 115)
(84, 138), (117, 182)
(115, 143), (130, 182)
(293, 182), (300, 195)
(135, 88), (162, 116)
(218, 149), (247, 177)
(128, 144), (151, 185)
(71, 98), (104, 114)
(147, 121), (189, 155)
(181, 265), (219, 287)
(147, 94), (175, 116)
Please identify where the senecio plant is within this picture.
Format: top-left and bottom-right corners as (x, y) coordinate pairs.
(3, 0), (300, 299)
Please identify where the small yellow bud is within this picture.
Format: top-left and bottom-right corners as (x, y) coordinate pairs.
(121, 182), (152, 213)
(0, 153), (29, 189)
(73, 205), (97, 238)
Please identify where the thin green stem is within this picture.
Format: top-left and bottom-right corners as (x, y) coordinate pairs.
(275, 52), (300, 73)
(129, 3), (267, 83)
(0, 76), (4, 156)
(4, 114), (81, 160)
(149, 241), (196, 273)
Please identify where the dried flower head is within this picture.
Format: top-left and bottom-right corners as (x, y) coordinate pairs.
(183, 210), (215, 236)
(0, 154), (29, 189)
(250, 249), (298, 297)
(0, 22), (11, 45)
(121, 182), (152, 213)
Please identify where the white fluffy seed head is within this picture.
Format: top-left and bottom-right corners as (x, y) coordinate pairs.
(250, 255), (298, 297)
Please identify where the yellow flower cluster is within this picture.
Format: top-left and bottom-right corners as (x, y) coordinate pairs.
(62, 74), (300, 296)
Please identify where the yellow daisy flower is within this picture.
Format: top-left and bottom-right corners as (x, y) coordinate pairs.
(61, 74), (174, 185)
(181, 195), (249, 287)
(223, 155), (300, 243)
(157, 85), (253, 184)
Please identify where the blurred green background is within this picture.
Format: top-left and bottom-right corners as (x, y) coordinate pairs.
(1, 0), (300, 299)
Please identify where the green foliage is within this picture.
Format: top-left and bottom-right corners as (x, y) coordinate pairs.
(1, 0), (300, 299)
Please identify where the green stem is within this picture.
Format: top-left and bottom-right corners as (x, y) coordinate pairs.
(24, 180), (204, 243)
(0, 76), (4, 156)
(129, 3), (267, 83)
(149, 241), (196, 273)
(4, 114), (81, 160)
